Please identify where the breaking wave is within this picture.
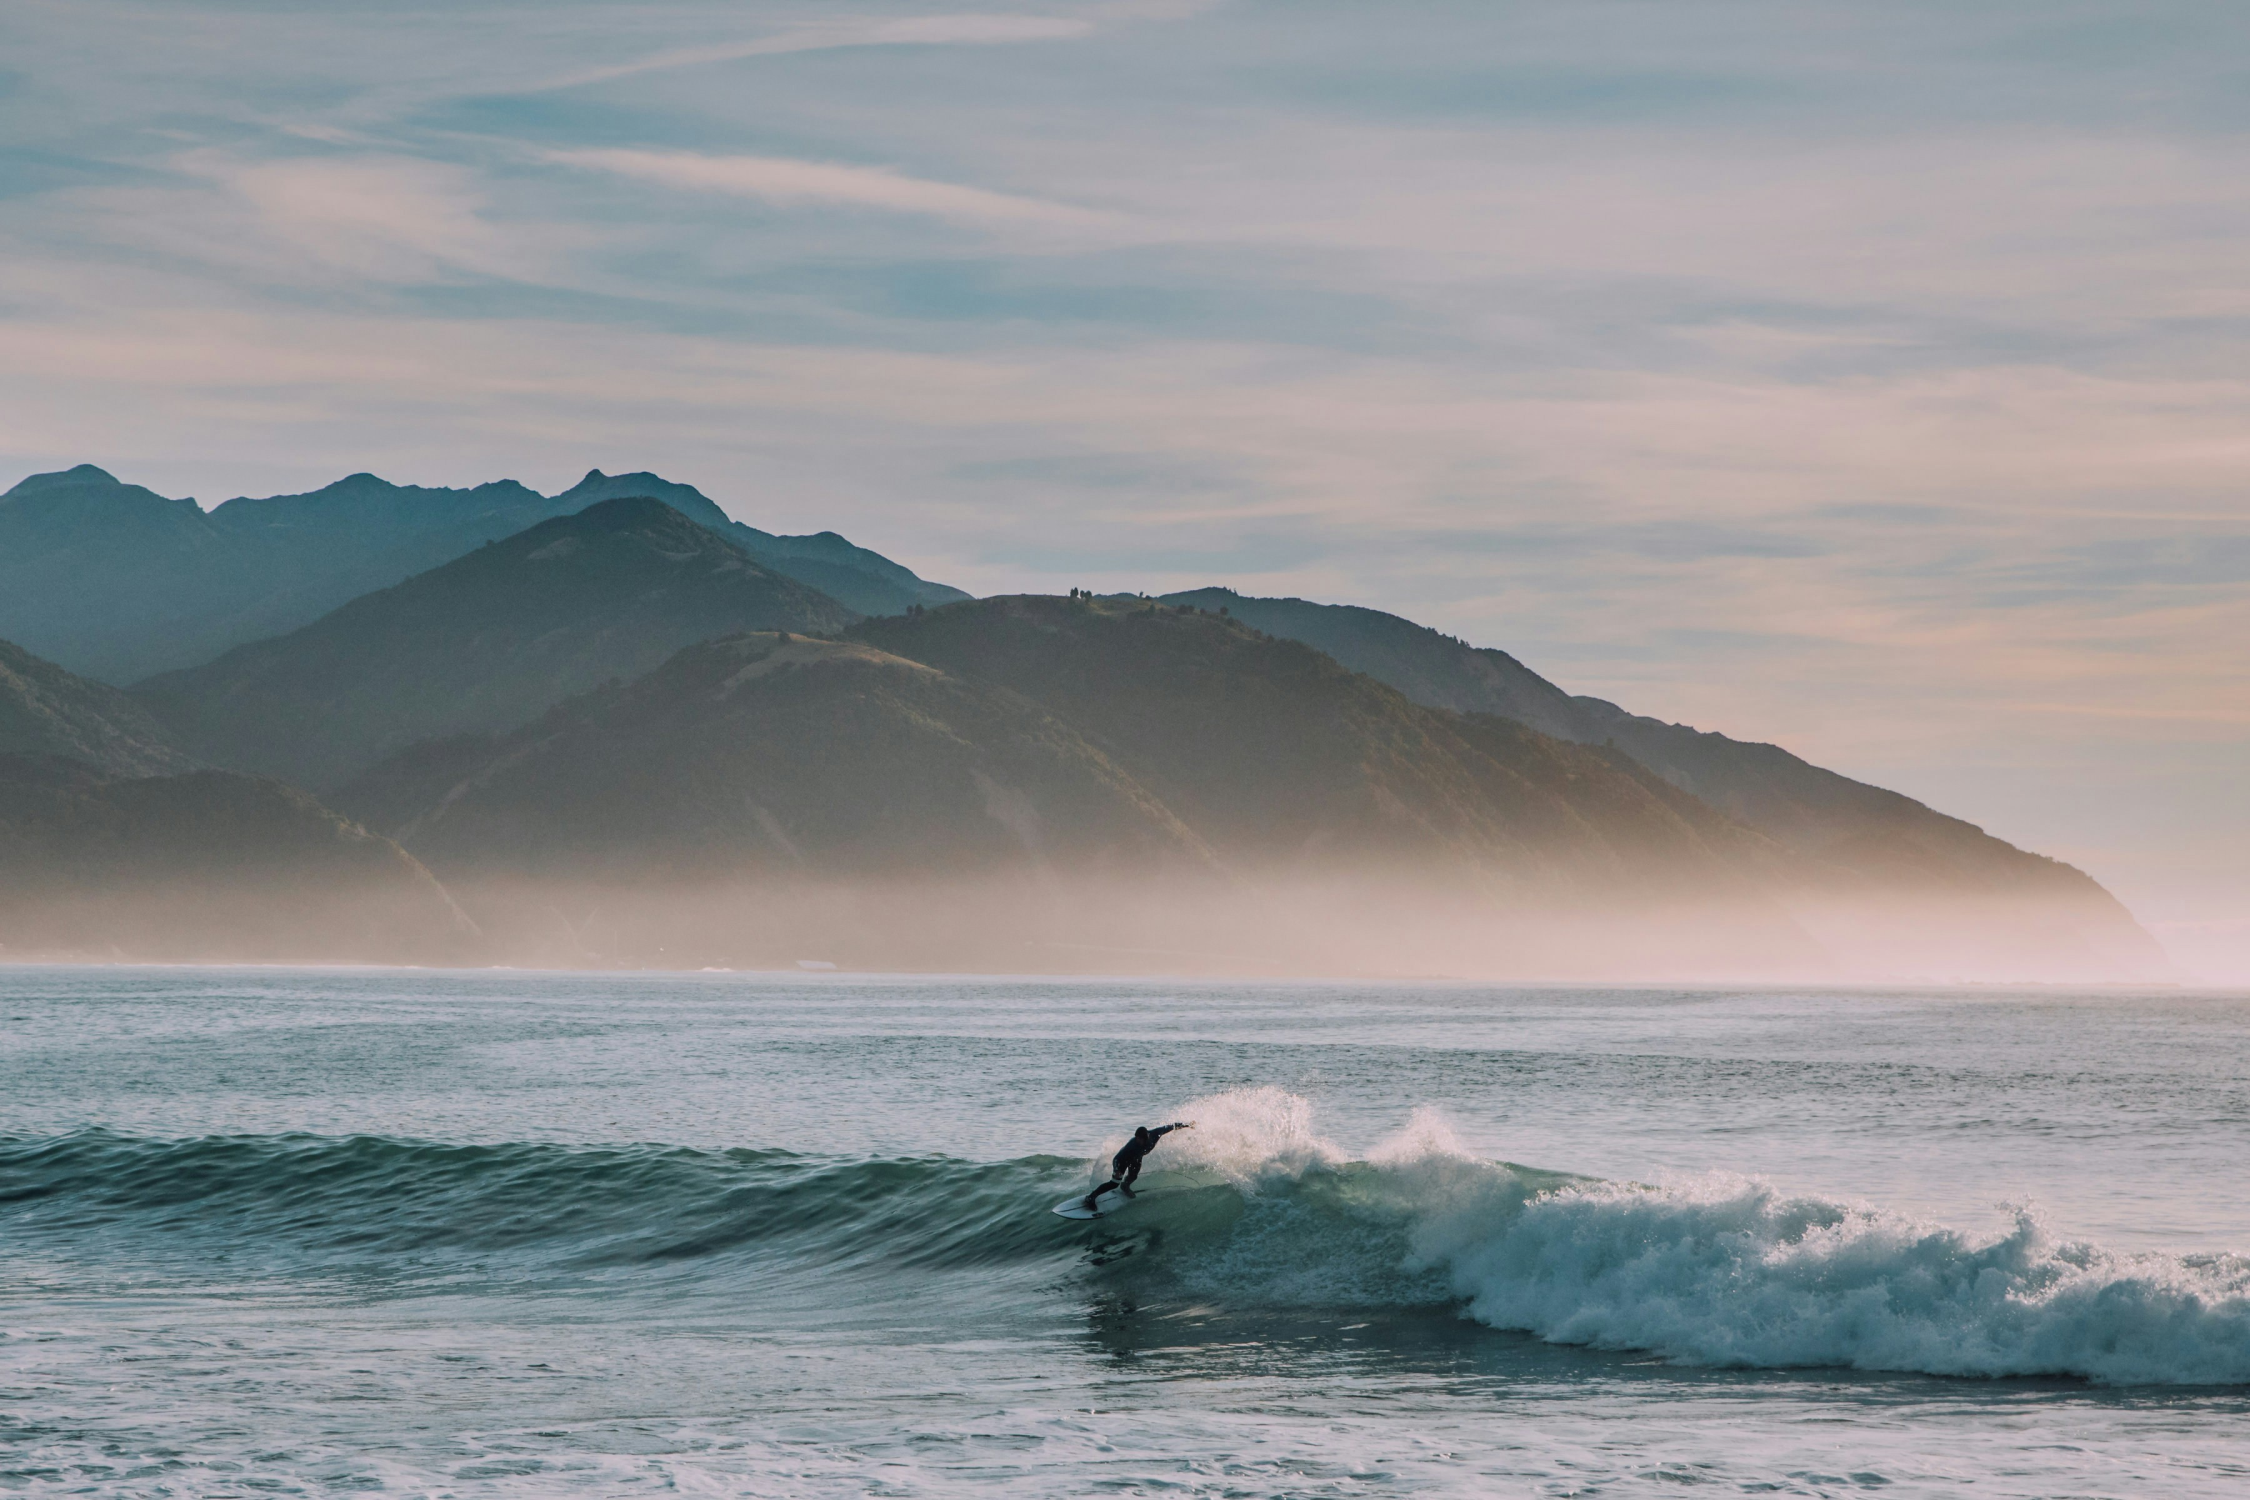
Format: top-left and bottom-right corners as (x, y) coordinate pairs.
(1124, 1088), (2250, 1386)
(8, 1088), (2247, 1385)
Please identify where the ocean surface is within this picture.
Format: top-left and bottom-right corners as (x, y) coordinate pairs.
(3, 968), (2248, 1498)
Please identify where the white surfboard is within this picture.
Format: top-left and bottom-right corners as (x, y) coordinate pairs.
(1052, 1189), (1136, 1220)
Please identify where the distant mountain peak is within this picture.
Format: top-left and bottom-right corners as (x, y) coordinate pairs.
(7, 463), (124, 496)
(257, 471), (545, 505)
(539, 471), (969, 614)
(533, 493), (725, 542)
(1, 461), (969, 683)
(551, 468), (733, 528)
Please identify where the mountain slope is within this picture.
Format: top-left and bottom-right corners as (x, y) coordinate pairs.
(334, 631), (1235, 968)
(1160, 586), (2105, 882)
(190, 472), (570, 654)
(1162, 587), (1585, 740)
(0, 754), (469, 963)
(340, 631), (1208, 878)
(0, 466), (268, 683)
(0, 639), (198, 777)
(553, 470), (969, 616)
(1161, 587), (2164, 977)
(134, 498), (859, 789)
(855, 595), (1783, 897)
(0, 464), (970, 682)
(338, 615), (1816, 974)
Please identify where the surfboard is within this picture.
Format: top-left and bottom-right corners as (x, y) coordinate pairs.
(1052, 1189), (1136, 1220)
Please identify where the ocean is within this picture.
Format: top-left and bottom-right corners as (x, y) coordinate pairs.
(3, 966), (2247, 1498)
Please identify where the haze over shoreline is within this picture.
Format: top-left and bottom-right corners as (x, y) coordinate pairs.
(0, 464), (2185, 984)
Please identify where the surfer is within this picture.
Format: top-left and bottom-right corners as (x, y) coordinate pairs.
(1082, 1121), (1193, 1211)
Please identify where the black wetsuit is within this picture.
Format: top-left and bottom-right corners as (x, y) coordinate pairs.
(1084, 1124), (1180, 1209)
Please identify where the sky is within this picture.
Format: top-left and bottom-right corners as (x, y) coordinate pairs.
(3, 0), (2246, 978)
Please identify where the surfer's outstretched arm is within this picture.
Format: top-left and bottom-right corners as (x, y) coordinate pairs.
(1079, 1122), (1193, 1210)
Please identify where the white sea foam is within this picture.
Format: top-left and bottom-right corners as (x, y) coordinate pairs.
(1161, 1089), (2250, 1385)
(1150, 1083), (1344, 1184)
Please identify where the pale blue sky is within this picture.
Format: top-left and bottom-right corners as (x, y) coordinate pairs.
(4, 1), (2246, 974)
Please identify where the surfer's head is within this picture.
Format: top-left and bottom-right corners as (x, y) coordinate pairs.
(1133, 1126), (1151, 1142)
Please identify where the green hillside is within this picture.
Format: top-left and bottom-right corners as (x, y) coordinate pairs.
(0, 639), (197, 777)
(339, 631), (1209, 877)
(1162, 587), (1585, 739)
(855, 595), (1779, 894)
(134, 497), (859, 790)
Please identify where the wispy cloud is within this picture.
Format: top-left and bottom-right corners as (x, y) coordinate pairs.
(547, 148), (1117, 231)
(26, 151), (559, 294)
(517, 14), (1093, 94)
(216, 154), (530, 283)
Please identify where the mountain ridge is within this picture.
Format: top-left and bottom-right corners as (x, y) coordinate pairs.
(0, 463), (967, 682)
(1158, 586), (2162, 976)
(552, 469), (968, 616)
(853, 596), (1788, 896)
(133, 497), (859, 790)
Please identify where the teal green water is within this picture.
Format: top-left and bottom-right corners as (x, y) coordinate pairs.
(4, 967), (2247, 1496)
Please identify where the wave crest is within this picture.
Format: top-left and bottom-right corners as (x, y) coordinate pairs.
(1423, 1172), (2250, 1385)
(9, 1095), (2248, 1385)
(1135, 1089), (2250, 1386)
